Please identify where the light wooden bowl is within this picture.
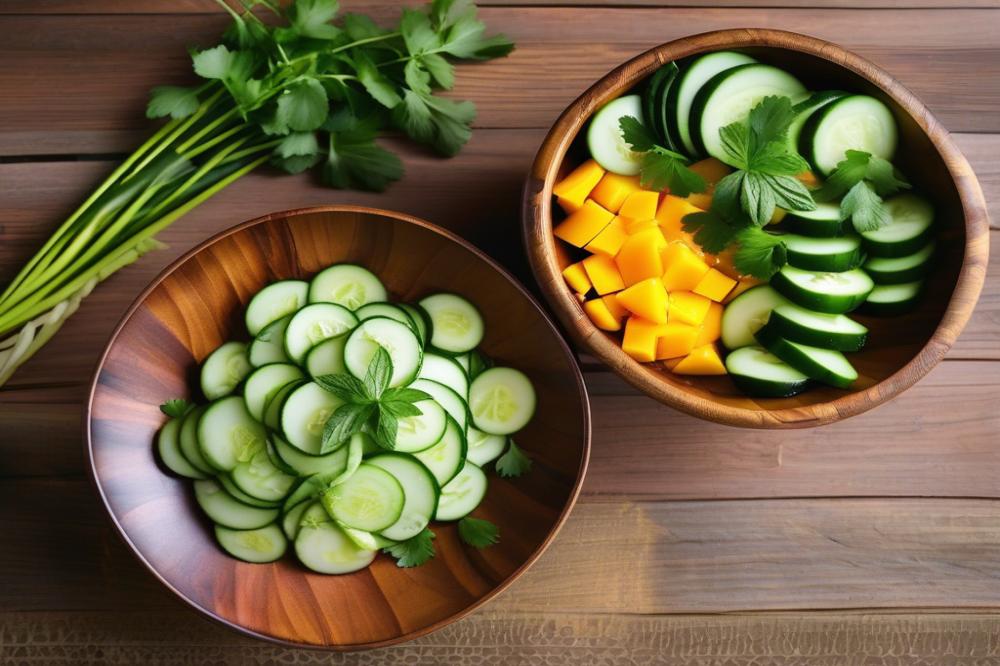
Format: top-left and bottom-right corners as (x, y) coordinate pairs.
(523, 29), (989, 428)
(86, 206), (591, 650)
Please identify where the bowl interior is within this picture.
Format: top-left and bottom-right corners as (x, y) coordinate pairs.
(542, 41), (968, 422)
(88, 207), (589, 649)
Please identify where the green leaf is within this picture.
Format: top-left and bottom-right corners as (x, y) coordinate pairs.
(458, 516), (499, 548)
(323, 122), (404, 191)
(682, 210), (741, 254)
(321, 402), (375, 453)
(434, 1), (514, 60)
(401, 8), (441, 55)
(363, 346), (393, 398)
(343, 13), (387, 40)
(619, 116), (658, 153)
(394, 89), (475, 156)
(315, 373), (370, 402)
(748, 141), (810, 176)
(382, 387), (431, 404)
(865, 155), (910, 196)
(354, 52), (403, 109)
(404, 59), (432, 95)
(271, 152), (320, 174)
(381, 400), (422, 419)
(191, 45), (254, 82)
(276, 78), (329, 131)
(495, 439), (531, 478)
(718, 121), (750, 170)
(277, 132), (319, 158)
(761, 174), (816, 213)
(733, 227), (787, 279)
(159, 398), (192, 419)
(287, 0), (341, 40)
(420, 53), (454, 89)
(374, 407), (398, 450)
(223, 14), (271, 49)
(383, 527), (436, 567)
(740, 172), (776, 226)
(813, 150), (871, 202)
(228, 77), (266, 111)
(146, 86), (200, 119)
(841, 180), (889, 233)
(747, 95), (797, 150)
(711, 171), (746, 222)
(639, 149), (705, 197)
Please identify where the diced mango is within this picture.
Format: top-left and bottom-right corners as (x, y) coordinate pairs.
(602, 294), (629, 321)
(694, 302), (723, 347)
(625, 218), (660, 235)
(574, 292), (587, 303)
(661, 242), (710, 292)
(622, 316), (663, 363)
(582, 253), (625, 295)
(656, 195), (705, 250)
(618, 190), (660, 222)
(615, 277), (668, 324)
(557, 197), (582, 215)
(553, 199), (615, 247)
(584, 298), (622, 331)
(589, 173), (641, 213)
(561, 261), (592, 295)
(672, 343), (727, 375)
(584, 216), (628, 257)
(553, 159), (605, 210)
(724, 277), (764, 304)
(685, 192), (714, 210)
(655, 322), (699, 360)
(668, 291), (712, 326)
(693, 267), (737, 302)
(615, 228), (666, 287)
(797, 170), (821, 189)
(687, 158), (731, 186)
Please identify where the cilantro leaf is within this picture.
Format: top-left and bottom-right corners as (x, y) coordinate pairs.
(394, 89), (475, 156)
(420, 53), (454, 89)
(719, 122), (750, 170)
(710, 170), (746, 221)
(761, 173), (815, 213)
(287, 0), (341, 40)
(401, 9), (441, 55)
(733, 227), (787, 279)
(747, 95), (797, 151)
(354, 52), (403, 109)
(458, 516), (499, 548)
(383, 528), (436, 567)
(495, 439), (531, 478)
(864, 154), (910, 196)
(841, 180), (889, 233)
(159, 398), (192, 419)
(363, 346), (393, 398)
(740, 171), (777, 227)
(404, 59), (432, 95)
(315, 373), (370, 402)
(682, 210), (741, 254)
(321, 402), (375, 453)
(748, 141), (810, 176)
(191, 45), (255, 83)
(619, 115), (658, 153)
(814, 150), (872, 202)
(277, 131), (319, 158)
(146, 86), (200, 119)
(342, 13), (387, 41)
(276, 78), (329, 132)
(322, 113), (404, 191)
(431, 0), (514, 59)
(618, 116), (705, 197)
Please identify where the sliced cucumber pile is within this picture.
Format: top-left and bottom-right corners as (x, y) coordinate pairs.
(155, 262), (537, 574)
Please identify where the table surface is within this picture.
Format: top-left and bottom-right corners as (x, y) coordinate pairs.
(1, 0), (998, 663)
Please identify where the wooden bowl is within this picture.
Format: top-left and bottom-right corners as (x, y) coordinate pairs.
(86, 206), (590, 650)
(523, 29), (990, 428)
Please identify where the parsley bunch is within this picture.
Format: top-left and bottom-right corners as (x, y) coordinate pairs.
(619, 117), (706, 197)
(814, 149), (910, 232)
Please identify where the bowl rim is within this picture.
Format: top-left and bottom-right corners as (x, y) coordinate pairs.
(522, 28), (990, 429)
(84, 204), (593, 651)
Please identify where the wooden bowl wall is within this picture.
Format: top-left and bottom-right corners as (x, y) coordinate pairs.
(86, 206), (590, 650)
(523, 29), (989, 428)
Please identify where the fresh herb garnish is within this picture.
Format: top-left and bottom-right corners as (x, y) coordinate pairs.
(159, 398), (193, 419)
(814, 149), (910, 232)
(383, 527), (437, 567)
(495, 439), (532, 478)
(619, 116), (706, 197)
(458, 516), (499, 547)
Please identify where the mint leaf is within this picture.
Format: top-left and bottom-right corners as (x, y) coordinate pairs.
(146, 86), (200, 119)
(381, 400), (423, 419)
(287, 0), (340, 40)
(740, 171), (777, 226)
(159, 398), (192, 419)
(315, 373), (370, 402)
(383, 527), (436, 567)
(495, 439), (531, 478)
(682, 210), (741, 254)
(321, 402), (375, 453)
(382, 387), (431, 404)
(761, 173), (815, 213)
(374, 407), (398, 450)
(277, 78), (328, 132)
(719, 122), (750, 170)
(841, 180), (889, 233)
(458, 516), (499, 548)
(733, 227), (787, 279)
(363, 346), (393, 398)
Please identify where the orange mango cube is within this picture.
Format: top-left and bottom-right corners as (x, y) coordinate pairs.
(687, 157), (731, 186)
(672, 343), (727, 375)
(556, 196), (582, 215)
(602, 294), (629, 322)
(618, 190), (660, 221)
(553, 199), (615, 248)
(584, 216), (628, 257)
(589, 173), (641, 213)
(624, 218), (660, 235)
(661, 242), (710, 292)
(615, 277), (668, 324)
(693, 302), (723, 347)
(622, 316), (664, 363)
(584, 298), (623, 331)
(656, 195), (706, 250)
(553, 159), (605, 210)
(655, 322), (699, 360)
(668, 291), (712, 326)
(615, 228), (666, 287)
(582, 253), (625, 295)
(561, 261), (591, 295)
(693, 267), (737, 302)
(724, 277), (764, 304)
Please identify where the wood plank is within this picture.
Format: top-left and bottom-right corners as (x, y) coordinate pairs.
(2, 8), (1000, 155)
(2, 609), (1000, 664)
(5, 479), (1000, 613)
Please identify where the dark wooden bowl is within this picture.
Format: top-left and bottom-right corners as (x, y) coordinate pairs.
(85, 206), (591, 650)
(523, 29), (990, 428)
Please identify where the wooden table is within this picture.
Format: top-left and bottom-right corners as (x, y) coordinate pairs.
(1, 1), (998, 663)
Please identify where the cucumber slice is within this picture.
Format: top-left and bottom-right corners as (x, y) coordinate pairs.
(767, 304), (868, 351)
(720, 285), (792, 351)
(355, 302), (416, 329)
(668, 51), (757, 157)
(282, 473), (334, 514)
(308, 263), (387, 310)
(643, 63), (681, 149)
(859, 194), (935, 258)
(294, 503), (376, 574)
(215, 524), (287, 563)
(417, 352), (469, 397)
(178, 405), (214, 476)
(367, 453), (440, 541)
(800, 94), (898, 176)
(770, 265), (874, 314)
(197, 396), (268, 472)
(266, 437), (297, 476)
(861, 280), (925, 316)
(304, 334), (348, 378)
(282, 500), (312, 540)
(586, 94), (645, 175)
(243, 363), (303, 421)
(262, 379), (306, 431)
(194, 479), (279, 530)
(419, 293), (485, 355)
(273, 434), (349, 477)
(410, 379), (468, 432)
(248, 315), (292, 367)
(219, 473), (280, 509)
(755, 322), (858, 389)
(435, 461), (488, 521)
(725, 346), (811, 398)
(413, 416), (467, 486)
(157, 416), (207, 479)
(245, 279), (309, 337)
(864, 242), (935, 285)
(400, 303), (430, 347)
(469, 367), (536, 436)
(786, 90), (846, 153)
(344, 317), (423, 388)
(782, 202), (846, 237)
(283, 303), (358, 365)
(231, 449), (297, 503)
(782, 233), (864, 272)
(394, 399), (447, 453)
(466, 427), (507, 466)
(454, 353), (471, 375)
(200, 341), (251, 400)
(322, 463), (405, 532)
(280, 381), (344, 455)
(690, 63), (806, 161)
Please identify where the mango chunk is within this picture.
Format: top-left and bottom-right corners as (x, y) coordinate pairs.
(553, 159), (605, 210)
(615, 228), (666, 286)
(553, 199), (615, 247)
(656, 195), (705, 250)
(661, 242), (710, 292)
(615, 277), (668, 324)
(797, 170), (821, 189)
(584, 298), (622, 331)
(602, 294), (629, 321)
(668, 291), (712, 326)
(655, 322), (699, 360)
(590, 173), (641, 213)
(582, 253), (625, 295)
(557, 197), (582, 215)
(618, 190), (660, 222)
(724, 277), (764, 304)
(622, 316), (663, 363)
(672, 343), (727, 375)
(561, 261), (591, 295)
(584, 216), (628, 257)
(688, 157), (731, 186)
(625, 218), (660, 235)
(693, 267), (737, 302)
(693, 302), (723, 347)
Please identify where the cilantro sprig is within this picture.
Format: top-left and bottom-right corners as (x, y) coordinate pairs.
(814, 149), (910, 232)
(619, 117), (706, 197)
(159, 398), (193, 419)
(495, 439), (531, 478)
(458, 517), (499, 547)
(383, 527), (437, 567)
